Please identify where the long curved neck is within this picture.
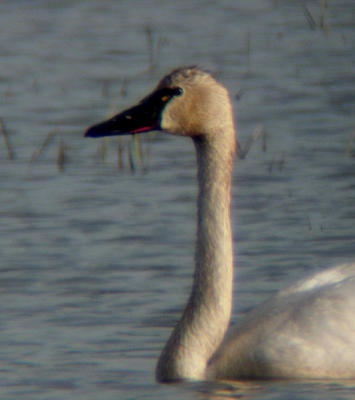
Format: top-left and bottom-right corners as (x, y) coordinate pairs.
(156, 133), (235, 381)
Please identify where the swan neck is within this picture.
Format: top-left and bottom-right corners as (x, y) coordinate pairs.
(156, 134), (235, 381)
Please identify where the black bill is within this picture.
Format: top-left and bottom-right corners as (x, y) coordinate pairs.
(85, 87), (182, 138)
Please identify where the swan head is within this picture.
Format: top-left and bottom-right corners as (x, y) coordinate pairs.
(85, 67), (235, 140)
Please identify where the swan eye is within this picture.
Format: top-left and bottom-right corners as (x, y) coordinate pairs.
(161, 87), (183, 103)
(175, 87), (183, 96)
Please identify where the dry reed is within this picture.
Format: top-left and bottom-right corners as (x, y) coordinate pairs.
(29, 130), (57, 165)
(0, 118), (15, 160)
(303, 1), (328, 33)
(56, 136), (67, 172)
(29, 130), (68, 172)
(237, 124), (264, 159)
(345, 130), (355, 157)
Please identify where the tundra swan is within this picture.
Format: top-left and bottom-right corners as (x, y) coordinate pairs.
(85, 67), (355, 382)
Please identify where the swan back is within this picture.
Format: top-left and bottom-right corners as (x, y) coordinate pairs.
(208, 263), (355, 379)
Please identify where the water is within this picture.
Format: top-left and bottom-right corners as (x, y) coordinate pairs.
(0, 0), (354, 399)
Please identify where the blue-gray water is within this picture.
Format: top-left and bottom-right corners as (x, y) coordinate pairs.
(0, 1), (354, 399)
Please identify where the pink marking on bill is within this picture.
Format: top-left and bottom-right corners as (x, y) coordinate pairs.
(131, 126), (156, 134)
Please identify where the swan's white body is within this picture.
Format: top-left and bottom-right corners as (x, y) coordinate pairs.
(86, 67), (355, 382)
(208, 263), (355, 380)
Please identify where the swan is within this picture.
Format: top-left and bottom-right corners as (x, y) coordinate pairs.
(85, 67), (355, 382)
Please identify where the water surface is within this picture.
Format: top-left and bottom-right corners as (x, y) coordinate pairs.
(0, 1), (354, 399)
